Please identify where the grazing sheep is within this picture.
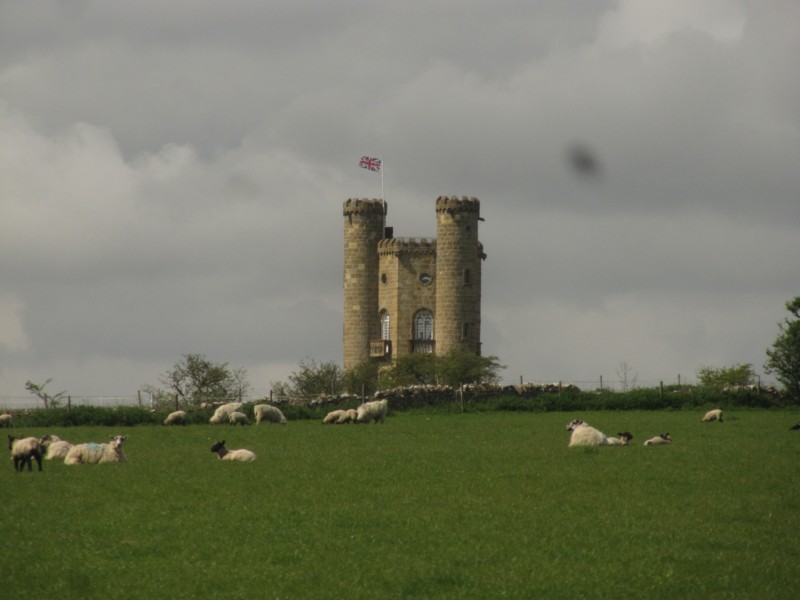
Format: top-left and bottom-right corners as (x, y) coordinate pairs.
(566, 419), (608, 447)
(0, 413), (13, 428)
(323, 410), (346, 424)
(228, 412), (250, 425)
(356, 399), (388, 424)
(40, 434), (73, 460)
(644, 433), (672, 446)
(336, 409), (358, 424)
(790, 422), (800, 431)
(8, 435), (43, 472)
(64, 435), (128, 465)
(606, 432), (634, 446)
(210, 440), (256, 462)
(163, 410), (187, 426)
(209, 402), (244, 425)
(254, 404), (287, 425)
(701, 409), (723, 423)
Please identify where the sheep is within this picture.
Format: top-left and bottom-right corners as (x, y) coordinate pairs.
(565, 419), (608, 447)
(210, 440), (256, 462)
(254, 404), (287, 425)
(323, 410), (345, 424)
(209, 402), (243, 425)
(356, 399), (388, 424)
(790, 422), (800, 431)
(8, 435), (43, 472)
(40, 434), (74, 460)
(228, 411), (250, 426)
(64, 435), (128, 465)
(644, 433), (672, 446)
(163, 410), (187, 426)
(701, 409), (723, 422)
(606, 432), (634, 446)
(336, 408), (358, 424)
(0, 413), (13, 428)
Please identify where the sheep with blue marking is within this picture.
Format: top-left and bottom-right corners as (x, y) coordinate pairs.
(209, 402), (243, 425)
(356, 399), (388, 424)
(210, 440), (256, 462)
(8, 435), (43, 472)
(254, 404), (287, 425)
(64, 435), (128, 465)
(163, 410), (187, 426)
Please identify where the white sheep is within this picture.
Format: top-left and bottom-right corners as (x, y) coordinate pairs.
(8, 435), (43, 472)
(39, 434), (74, 460)
(0, 413), (13, 428)
(64, 435), (128, 465)
(322, 410), (345, 424)
(163, 410), (187, 426)
(209, 402), (243, 425)
(605, 432), (634, 446)
(644, 433), (672, 446)
(701, 409), (723, 422)
(254, 404), (287, 425)
(228, 411), (250, 425)
(566, 419), (608, 447)
(210, 440), (256, 462)
(356, 399), (388, 424)
(336, 408), (358, 424)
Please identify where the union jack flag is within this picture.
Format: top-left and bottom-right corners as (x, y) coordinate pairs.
(359, 155), (382, 172)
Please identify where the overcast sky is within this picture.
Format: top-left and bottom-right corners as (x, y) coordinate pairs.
(1, 0), (798, 401)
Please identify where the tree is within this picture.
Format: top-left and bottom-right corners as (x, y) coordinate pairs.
(273, 358), (344, 400)
(696, 363), (756, 389)
(343, 360), (380, 398)
(616, 361), (639, 392)
(378, 350), (504, 389)
(25, 378), (67, 409)
(765, 297), (800, 398)
(159, 354), (249, 406)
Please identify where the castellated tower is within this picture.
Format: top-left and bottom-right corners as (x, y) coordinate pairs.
(343, 198), (386, 369)
(434, 196), (483, 356)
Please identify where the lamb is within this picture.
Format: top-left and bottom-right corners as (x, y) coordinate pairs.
(39, 434), (74, 460)
(322, 410), (346, 424)
(566, 419), (608, 447)
(790, 422), (800, 431)
(605, 432), (633, 446)
(64, 435), (128, 465)
(253, 404), (287, 425)
(644, 433), (672, 446)
(0, 413), (13, 428)
(209, 402), (243, 425)
(163, 410), (187, 426)
(228, 411), (250, 425)
(210, 440), (256, 462)
(336, 408), (358, 424)
(356, 399), (388, 424)
(8, 435), (43, 472)
(701, 409), (723, 422)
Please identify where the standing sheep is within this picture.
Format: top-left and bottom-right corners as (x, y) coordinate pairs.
(0, 413), (13, 428)
(40, 434), (74, 460)
(64, 435), (128, 465)
(229, 412), (250, 425)
(644, 433), (672, 446)
(163, 410), (187, 426)
(209, 402), (244, 425)
(210, 440), (256, 462)
(566, 419), (608, 447)
(336, 409), (358, 424)
(254, 404), (287, 425)
(8, 435), (43, 472)
(356, 399), (388, 424)
(323, 410), (345, 424)
(701, 409), (723, 422)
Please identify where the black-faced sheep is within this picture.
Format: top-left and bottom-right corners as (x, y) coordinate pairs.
(40, 434), (74, 460)
(565, 419), (608, 447)
(210, 440), (256, 462)
(606, 432), (634, 446)
(790, 422), (800, 431)
(64, 435), (128, 465)
(0, 413), (13, 428)
(8, 435), (43, 472)
(356, 399), (388, 424)
(701, 409), (723, 422)
(644, 433), (672, 446)
(163, 410), (187, 426)
(209, 402), (243, 425)
(254, 404), (287, 425)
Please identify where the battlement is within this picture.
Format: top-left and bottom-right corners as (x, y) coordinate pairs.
(343, 198), (386, 217)
(377, 237), (436, 256)
(435, 195), (480, 215)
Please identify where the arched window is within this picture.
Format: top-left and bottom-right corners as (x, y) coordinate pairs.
(413, 310), (434, 354)
(381, 312), (390, 340)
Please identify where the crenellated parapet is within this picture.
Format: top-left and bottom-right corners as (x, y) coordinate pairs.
(435, 195), (480, 215)
(343, 198), (386, 217)
(377, 237), (436, 256)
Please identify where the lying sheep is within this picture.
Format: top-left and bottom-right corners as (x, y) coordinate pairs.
(229, 412), (250, 425)
(163, 410), (187, 426)
(701, 409), (723, 422)
(210, 440), (256, 462)
(40, 434), (74, 460)
(644, 433), (672, 446)
(209, 402), (244, 425)
(254, 404), (287, 425)
(8, 435), (43, 472)
(356, 399), (388, 424)
(337, 408), (358, 424)
(566, 419), (608, 447)
(606, 432), (633, 446)
(0, 413), (12, 428)
(790, 422), (800, 431)
(323, 410), (345, 424)
(64, 435), (128, 465)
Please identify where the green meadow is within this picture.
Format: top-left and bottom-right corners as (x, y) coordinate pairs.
(2, 410), (799, 599)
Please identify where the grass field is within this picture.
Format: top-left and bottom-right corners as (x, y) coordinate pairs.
(2, 410), (799, 599)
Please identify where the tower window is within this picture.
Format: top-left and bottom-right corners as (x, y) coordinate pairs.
(381, 312), (390, 340)
(462, 323), (470, 339)
(414, 310), (434, 340)
(463, 268), (471, 285)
